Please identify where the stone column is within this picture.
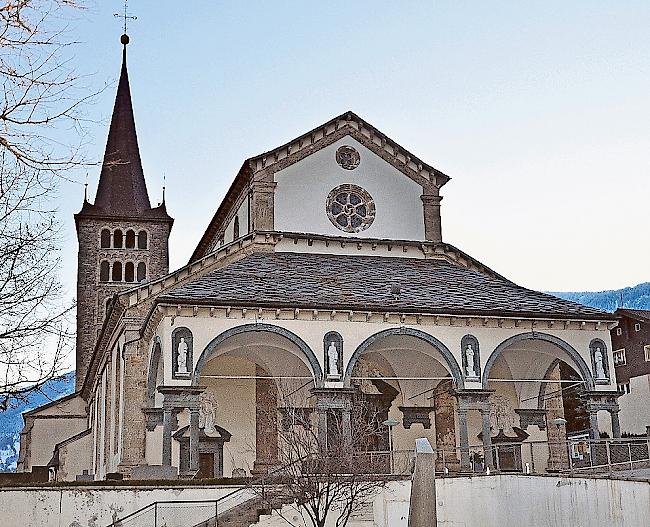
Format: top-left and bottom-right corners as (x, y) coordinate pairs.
(588, 410), (600, 440)
(162, 408), (173, 466)
(457, 409), (470, 470)
(480, 408), (494, 469)
(610, 409), (621, 439)
(189, 408), (200, 473)
(252, 366), (278, 476)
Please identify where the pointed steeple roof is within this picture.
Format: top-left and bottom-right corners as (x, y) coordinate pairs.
(77, 39), (172, 223)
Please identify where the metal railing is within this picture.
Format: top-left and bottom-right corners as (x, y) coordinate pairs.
(107, 439), (650, 526)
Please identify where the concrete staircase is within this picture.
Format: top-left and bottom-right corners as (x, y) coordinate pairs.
(193, 491), (296, 527)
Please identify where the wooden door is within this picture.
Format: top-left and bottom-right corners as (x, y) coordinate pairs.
(198, 452), (215, 479)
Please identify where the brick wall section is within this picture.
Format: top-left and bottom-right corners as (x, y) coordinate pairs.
(611, 314), (650, 385)
(75, 217), (170, 390)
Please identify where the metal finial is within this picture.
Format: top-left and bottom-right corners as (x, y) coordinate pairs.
(162, 174), (166, 203)
(83, 173), (88, 202)
(114, 0), (137, 44)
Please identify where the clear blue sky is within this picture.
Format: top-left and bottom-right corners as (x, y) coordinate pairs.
(57, 0), (649, 301)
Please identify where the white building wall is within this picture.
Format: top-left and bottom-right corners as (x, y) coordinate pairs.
(274, 136), (426, 241)
(618, 374), (650, 435)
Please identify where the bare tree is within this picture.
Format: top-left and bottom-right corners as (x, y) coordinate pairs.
(0, 0), (91, 410)
(256, 391), (393, 527)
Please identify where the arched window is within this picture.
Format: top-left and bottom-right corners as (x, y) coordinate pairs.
(137, 262), (146, 282)
(114, 229), (123, 248)
(125, 229), (136, 249)
(100, 261), (110, 282)
(138, 230), (148, 249)
(233, 216), (240, 240)
(125, 262), (135, 283)
(100, 229), (111, 248)
(112, 261), (122, 282)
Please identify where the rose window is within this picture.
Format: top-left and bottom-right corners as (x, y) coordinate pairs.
(326, 184), (376, 233)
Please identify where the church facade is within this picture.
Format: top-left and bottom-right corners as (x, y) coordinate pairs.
(18, 41), (621, 482)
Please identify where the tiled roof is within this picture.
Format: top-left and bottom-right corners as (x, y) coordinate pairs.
(160, 252), (612, 320)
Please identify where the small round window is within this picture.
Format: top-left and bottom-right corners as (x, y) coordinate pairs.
(336, 145), (360, 170)
(326, 184), (376, 233)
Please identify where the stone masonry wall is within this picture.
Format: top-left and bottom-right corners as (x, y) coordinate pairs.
(75, 218), (170, 390)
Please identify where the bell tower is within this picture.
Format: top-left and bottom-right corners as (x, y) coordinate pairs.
(73, 34), (173, 390)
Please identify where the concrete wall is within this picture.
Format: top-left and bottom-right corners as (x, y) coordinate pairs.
(3, 476), (648, 527)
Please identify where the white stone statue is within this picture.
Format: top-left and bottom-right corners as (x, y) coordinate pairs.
(465, 344), (476, 377)
(177, 337), (189, 374)
(595, 347), (606, 379)
(199, 391), (218, 435)
(327, 341), (339, 377)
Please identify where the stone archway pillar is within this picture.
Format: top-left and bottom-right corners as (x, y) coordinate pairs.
(158, 386), (205, 474)
(581, 391), (621, 440)
(455, 389), (494, 471)
(311, 388), (356, 450)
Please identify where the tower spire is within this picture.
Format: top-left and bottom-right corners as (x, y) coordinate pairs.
(91, 30), (152, 215)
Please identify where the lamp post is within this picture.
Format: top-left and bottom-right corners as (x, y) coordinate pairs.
(383, 417), (400, 474)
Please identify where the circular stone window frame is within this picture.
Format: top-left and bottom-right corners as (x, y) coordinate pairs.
(326, 184), (376, 233)
(335, 145), (361, 170)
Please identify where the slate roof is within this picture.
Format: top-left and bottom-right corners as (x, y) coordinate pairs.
(160, 252), (613, 320)
(616, 309), (650, 322)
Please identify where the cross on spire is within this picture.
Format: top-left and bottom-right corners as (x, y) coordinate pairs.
(114, 0), (137, 41)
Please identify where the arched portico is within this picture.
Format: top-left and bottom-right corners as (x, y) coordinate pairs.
(482, 332), (595, 390)
(193, 323), (323, 387)
(343, 327), (464, 389)
(189, 323), (323, 476)
(340, 328), (464, 472)
(480, 332), (614, 473)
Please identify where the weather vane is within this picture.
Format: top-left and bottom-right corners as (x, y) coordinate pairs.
(114, 0), (137, 40)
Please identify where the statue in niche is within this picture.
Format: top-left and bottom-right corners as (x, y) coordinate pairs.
(489, 394), (514, 434)
(465, 344), (476, 377)
(594, 347), (606, 379)
(199, 391), (219, 435)
(177, 337), (189, 374)
(328, 341), (340, 378)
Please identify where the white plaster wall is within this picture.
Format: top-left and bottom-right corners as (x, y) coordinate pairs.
(155, 314), (614, 395)
(618, 374), (650, 435)
(0, 485), (255, 527)
(4, 476), (648, 527)
(274, 136), (426, 241)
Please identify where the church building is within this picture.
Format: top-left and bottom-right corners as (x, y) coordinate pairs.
(18, 37), (621, 482)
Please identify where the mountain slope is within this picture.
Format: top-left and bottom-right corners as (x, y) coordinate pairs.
(0, 372), (75, 472)
(551, 282), (650, 313)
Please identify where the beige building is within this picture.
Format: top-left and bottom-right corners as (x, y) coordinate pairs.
(19, 39), (621, 482)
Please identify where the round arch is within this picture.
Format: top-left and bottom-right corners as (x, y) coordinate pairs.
(146, 337), (163, 406)
(192, 323), (324, 387)
(482, 332), (595, 390)
(343, 327), (464, 389)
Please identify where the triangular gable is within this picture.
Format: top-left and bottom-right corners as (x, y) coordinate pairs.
(191, 111), (450, 261)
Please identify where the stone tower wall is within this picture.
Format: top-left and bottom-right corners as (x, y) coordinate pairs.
(75, 217), (170, 390)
